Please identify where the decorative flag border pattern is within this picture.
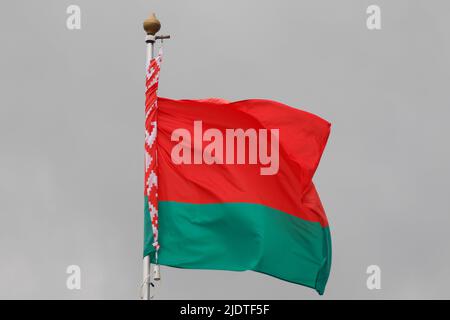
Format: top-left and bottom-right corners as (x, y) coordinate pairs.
(145, 50), (162, 260)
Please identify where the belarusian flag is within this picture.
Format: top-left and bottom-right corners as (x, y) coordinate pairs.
(144, 55), (332, 295)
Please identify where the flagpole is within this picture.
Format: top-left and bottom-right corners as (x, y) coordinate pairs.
(142, 12), (160, 301)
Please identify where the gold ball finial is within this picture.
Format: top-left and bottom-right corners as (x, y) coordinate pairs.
(143, 13), (161, 35)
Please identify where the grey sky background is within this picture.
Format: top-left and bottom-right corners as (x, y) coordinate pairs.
(1, 0), (450, 299)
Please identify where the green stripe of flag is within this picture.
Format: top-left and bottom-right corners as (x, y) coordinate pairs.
(144, 198), (331, 294)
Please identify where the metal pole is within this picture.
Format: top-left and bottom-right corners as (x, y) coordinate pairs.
(142, 255), (151, 300)
(142, 12), (160, 301)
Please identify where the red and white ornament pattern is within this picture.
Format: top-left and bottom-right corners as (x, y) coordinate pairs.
(145, 49), (162, 258)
